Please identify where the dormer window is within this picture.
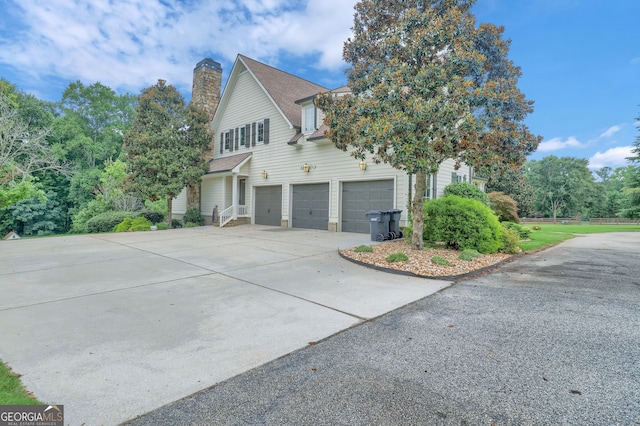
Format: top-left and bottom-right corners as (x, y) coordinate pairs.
(303, 105), (316, 134)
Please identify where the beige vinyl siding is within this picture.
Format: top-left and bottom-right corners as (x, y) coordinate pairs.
(200, 176), (223, 219)
(172, 188), (187, 215)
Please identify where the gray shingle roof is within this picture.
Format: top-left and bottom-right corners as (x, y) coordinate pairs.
(239, 55), (328, 128)
(208, 152), (252, 173)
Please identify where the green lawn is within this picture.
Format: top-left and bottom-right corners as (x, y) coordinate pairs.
(0, 360), (42, 405)
(519, 223), (640, 252)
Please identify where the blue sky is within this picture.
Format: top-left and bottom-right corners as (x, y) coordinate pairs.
(1, 0), (638, 170)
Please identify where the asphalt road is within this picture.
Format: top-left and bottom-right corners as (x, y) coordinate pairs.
(125, 232), (640, 426)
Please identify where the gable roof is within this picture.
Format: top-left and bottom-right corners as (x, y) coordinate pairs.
(238, 55), (328, 128)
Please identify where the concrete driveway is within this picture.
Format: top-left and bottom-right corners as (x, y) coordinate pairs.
(125, 232), (640, 425)
(0, 225), (449, 425)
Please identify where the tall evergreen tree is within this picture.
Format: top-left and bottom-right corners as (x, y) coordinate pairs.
(123, 80), (210, 227)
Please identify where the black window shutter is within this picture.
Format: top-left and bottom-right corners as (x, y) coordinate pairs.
(229, 130), (234, 151)
(252, 122), (256, 146)
(220, 133), (223, 154)
(245, 124), (251, 149)
(451, 172), (457, 183)
(263, 118), (270, 144)
(235, 128), (239, 150)
(433, 174), (437, 199)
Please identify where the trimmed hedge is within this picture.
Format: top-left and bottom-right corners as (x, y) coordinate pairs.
(86, 211), (139, 233)
(424, 196), (503, 253)
(443, 182), (490, 206)
(129, 217), (152, 231)
(139, 210), (165, 225)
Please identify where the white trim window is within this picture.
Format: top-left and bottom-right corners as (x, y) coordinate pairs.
(303, 105), (316, 134)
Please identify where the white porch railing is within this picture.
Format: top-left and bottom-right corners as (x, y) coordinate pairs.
(219, 206), (234, 228)
(219, 205), (249, 228)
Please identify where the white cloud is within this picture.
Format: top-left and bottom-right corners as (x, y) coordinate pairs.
(0, 0), (357, 97)
(588, 146), (633, 169)
(537, 136), (584, 152)
(599, 124), (622, 139)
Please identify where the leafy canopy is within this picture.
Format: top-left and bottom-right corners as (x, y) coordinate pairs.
(317, 0), (540, 249)
(123, 80), (211, 225)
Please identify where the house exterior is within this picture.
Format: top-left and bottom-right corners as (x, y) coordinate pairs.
(173, 55), (485, 233)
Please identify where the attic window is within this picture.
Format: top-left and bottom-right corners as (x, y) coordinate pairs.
(303, 105), (316, 134)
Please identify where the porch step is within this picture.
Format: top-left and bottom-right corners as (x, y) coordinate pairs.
(213, 218), (250, 227)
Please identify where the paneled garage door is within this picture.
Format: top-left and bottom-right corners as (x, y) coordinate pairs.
(254, 186), (282, 226)
(342, 180), (394, 233)
(292, 183), (329, 230)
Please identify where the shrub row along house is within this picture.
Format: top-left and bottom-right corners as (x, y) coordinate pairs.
(172, 55), (486, 233)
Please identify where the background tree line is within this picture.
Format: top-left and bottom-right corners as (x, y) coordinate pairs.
(1, 73), (639, 238)
(0, 78), (210, 237)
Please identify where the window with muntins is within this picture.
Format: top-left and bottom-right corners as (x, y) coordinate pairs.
(221, 118), (270, 152)
(303, 105), (316, 133)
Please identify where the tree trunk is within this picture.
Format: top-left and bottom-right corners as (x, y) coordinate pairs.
(411, 170), (427, 250)
(167, 198), (173, 229)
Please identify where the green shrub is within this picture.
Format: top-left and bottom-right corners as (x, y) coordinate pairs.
(424, 196), (503, 253)
(139, 210), (165, 225)
(71, 199), (109, 233)
(532, 225), (542, 231)
(459, 249), (482, 261)
(488, 191), (519, 222)
(354, 245), (374, 253)
(114, 217), (133, 232)
(502, 221), (531, 239)
(156, 222), (169, 230)
(185, 222), (199, 228)
(171, 219), (183, 229)
(431, 256), (451, 266)
(129, 217), (152, 231)
(86, 211), (139, 233)
(386, 252), (409, 262)
(183, 207), (204, 226)
(443, 182), (490, 206)
(500, 225), (521, 254)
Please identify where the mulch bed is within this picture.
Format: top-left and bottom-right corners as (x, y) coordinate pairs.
(339, 239), (515, 279)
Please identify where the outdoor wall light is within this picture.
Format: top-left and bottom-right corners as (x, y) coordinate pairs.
(261, 170), (268, 179)
(359, 160), (367, 171)
(301, 163), (316, 172)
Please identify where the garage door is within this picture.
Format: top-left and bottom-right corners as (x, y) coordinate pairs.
(342, 180), (394, 233)
(255, 186), (282, 226)
(292, 183), (329, 230)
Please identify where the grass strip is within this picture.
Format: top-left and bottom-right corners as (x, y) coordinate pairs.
(0, 360), (42, 405)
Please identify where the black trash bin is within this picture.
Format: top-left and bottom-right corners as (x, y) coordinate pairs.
(388, 209), (403, 239)
(365, 210), (390, 242)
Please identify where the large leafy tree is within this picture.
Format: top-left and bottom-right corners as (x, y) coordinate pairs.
(123, 80), (210, 226)
(0, 93), (67, 187)
(51, 81), (136, 169)
(478, 164), (536, 217)
(524, 156), (596, 221)
(317, 0), (540, 249)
